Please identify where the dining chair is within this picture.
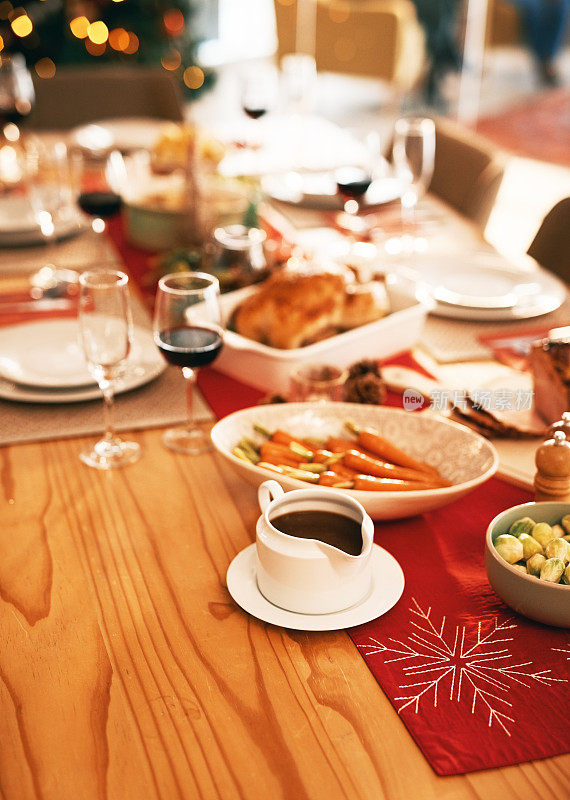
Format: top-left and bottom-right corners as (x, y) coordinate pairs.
(27, 65), (185, 130)
(428, 117), (507, 230)
(527, 197), (570, 285)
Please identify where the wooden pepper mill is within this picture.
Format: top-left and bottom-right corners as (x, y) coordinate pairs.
(534, 430), (570, 502)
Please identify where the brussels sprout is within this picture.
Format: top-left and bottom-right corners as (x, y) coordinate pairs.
(531, 522), (555, 548)
(527, 553), (546, 577)
(540, 558), (565, 583)
(508, 517), (535, 537)
(544, 537), (570, 564)
(562, 565), (570, 586)
(552, 524), (565, 538)
(561, 515), (570, 534)
(518, 533), (543, 560)
(512, 563), (527, 574)
(563, 534), (570, 545)
(494, 534), (524, 564)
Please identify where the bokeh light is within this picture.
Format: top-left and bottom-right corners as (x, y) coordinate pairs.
(0, 34), (3, 51)
(161, 49), (181, 70)
(35, 57), (55, 78)
(11, 12), (33, 37)
(70, 16), (89, 38)
(183, 65), (204, 90)
(329, 7), (350, 23)
(123, 32), (139, 54)
(87, 20), (109, 45)
(333, 39), (355, 62)
(109, 27), (129, 50)
(85, 39), (106, 56)
(163, 9), (184, 35)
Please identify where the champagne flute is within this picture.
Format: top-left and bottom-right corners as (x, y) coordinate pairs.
(153, 272), (223, 455)
(78, 269), (141, 469)
(392, 117), (435, 245)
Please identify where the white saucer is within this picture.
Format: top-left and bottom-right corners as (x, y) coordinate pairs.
(226, 543), (404, 631)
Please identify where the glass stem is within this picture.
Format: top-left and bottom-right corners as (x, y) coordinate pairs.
(182, 366), (196, 433)
(101, 378), (116, 443)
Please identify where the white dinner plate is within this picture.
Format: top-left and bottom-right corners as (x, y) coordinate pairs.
(262, 172), (402, 210)
(399, 253), (567, 321)
(0, 197), (84, 248)
(0, 321), (165, 403)
(226, 543), (404, 631)
(71, 118), (169, 153)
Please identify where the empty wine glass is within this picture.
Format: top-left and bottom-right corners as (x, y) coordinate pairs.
(392, 117), (435, 245)
(78, 269), (141, 469)
(153, 272), (223, 455)
(25, 138), (75, 258)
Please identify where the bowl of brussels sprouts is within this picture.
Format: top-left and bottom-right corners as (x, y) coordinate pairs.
(485, 502), (570, 628)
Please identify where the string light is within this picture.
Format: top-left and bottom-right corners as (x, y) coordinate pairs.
(183, 65), (204, 90)
(87, 20), (109, 45)
(10, 11), (33, 37)
(35, 56), (55, 77)
(161, 49), (181, 70)
(69, 16), (89, 39)
(123, 32), (139, 54)
(163, 9), (184, 35)
(109, 27), (129, 51)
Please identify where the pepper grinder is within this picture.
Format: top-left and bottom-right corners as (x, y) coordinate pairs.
(534, 430), (570, 502)
(549, 411), (570, 439)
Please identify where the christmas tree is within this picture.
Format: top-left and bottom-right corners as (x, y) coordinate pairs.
(0, 0), (214, 99)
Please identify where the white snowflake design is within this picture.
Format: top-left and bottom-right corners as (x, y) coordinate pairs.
(358, 597), (567, 736)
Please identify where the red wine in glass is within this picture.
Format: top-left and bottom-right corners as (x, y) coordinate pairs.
(78, 191), (122, 218)
(243, 106), (267, 120)
(156, 325), (223, 369)
(335, 167), (372, 201)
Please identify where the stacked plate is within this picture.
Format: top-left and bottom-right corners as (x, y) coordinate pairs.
(0, 319), (165, 403)
(0, 197), (84, 248)
(398, 251), (567, 321)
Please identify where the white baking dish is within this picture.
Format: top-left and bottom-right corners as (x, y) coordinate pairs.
(215, 274), (429, 395)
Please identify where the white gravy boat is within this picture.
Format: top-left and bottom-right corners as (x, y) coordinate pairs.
(256, 480), (375, 614)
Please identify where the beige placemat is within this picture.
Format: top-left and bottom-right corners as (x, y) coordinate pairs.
(0, 233), (214, 446)
(0, 365), (213, 446)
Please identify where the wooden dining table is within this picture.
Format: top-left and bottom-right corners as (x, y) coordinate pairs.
(1, 152), (569, 797)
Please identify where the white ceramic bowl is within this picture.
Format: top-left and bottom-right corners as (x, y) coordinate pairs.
(214, 275), (429, 395)
(211, 402), (499, 521)
(485, 501), (570, 628)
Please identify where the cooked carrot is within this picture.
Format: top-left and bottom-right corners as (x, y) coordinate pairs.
(328, 460), (359, 480)
(353, 475), (441, 492)
(326, 436), (377, 459)
(344, 449), (449, 485)
(313, 448), (335, 464)
(318, 471), (354, 488)
(259, 443), (301, 468)
(347, 422), (440, 478)
(271, 430), (314, 458)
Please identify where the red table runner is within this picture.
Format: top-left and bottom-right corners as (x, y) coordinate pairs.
(195, 367), (569, 776)
(103, 217), (570, 776)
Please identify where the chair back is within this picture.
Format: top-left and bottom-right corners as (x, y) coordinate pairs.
(527, 198), (570, 285)
(429, 118), (506, 229)
(28, 66), (185, 130)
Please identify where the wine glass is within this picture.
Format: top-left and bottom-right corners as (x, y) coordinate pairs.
(153, 272), (223, 455)
(25, 138), (75, 252)
(335, 129), (384, 237)
(0, 53), (34, 137)
(73, 149), (126, 263)
(78, 269), (141, 469)
(392, 117), (436, 245)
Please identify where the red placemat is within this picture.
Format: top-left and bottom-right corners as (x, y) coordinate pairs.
(195, 367), (570, 776)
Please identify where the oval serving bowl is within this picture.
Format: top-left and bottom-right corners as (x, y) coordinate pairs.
(211, 402), (499, 521)
(485, 501), (570, 628)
